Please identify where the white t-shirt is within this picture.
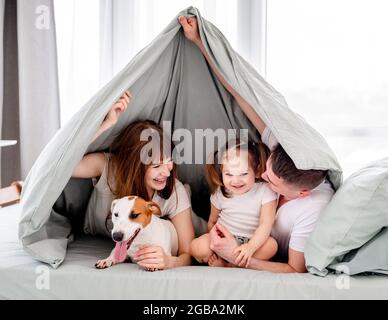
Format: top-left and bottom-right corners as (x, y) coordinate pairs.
(261, 127), (334, 258)
(210, 183), (277, 238)
(152, 179), (192, 219)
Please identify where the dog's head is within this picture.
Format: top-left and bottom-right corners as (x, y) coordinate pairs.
(108, 196), (161, 243)
(107, 196), (162, 263)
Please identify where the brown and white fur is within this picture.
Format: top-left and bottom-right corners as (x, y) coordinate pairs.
(95, 196), (178, 271)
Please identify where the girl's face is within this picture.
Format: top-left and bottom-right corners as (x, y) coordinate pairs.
(144, 158), (174, 196)
(222, 151), (256, 195)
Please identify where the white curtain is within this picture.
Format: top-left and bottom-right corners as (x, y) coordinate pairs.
(55, 0), (267, 126)
(237, 0), (267, 76)
(0, 0), (60, 186)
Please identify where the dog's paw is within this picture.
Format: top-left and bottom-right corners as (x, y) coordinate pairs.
(95, 259), (114, 269)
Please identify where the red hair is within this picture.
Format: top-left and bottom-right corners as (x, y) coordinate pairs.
(107, 120), (176, 201)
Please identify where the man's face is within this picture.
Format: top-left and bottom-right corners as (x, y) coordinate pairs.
(261, 156), (306, 200)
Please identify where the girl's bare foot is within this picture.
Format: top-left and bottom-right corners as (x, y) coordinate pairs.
(208, 253), (228, 267)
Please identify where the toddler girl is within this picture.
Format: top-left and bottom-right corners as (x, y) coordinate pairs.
(190, 140), (278, 268)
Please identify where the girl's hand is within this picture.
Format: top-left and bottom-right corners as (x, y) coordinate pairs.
(133, 244), (171, 270)
(178, 16), (201, 45)
(103, 90), (132, 127)
(233, 243), (256, 268)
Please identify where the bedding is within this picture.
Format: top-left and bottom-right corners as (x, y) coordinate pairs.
(330, 227), (388, 275)
(3, 204), (388, 300)
(305, 157), (388, 276)
(18, 6), (341, 269)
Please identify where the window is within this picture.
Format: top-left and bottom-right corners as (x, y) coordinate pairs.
(266, 0), (388, 177)
(54, 0), (240, 126)
(54, 0), (100, 126)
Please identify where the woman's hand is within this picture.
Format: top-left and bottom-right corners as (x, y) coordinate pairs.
(178, 16), (201, 45)
(103, 90), (132, 127)
(90, 90), (132, 143)
(233, 243), (257, 268)
(133, 244), (171, 270)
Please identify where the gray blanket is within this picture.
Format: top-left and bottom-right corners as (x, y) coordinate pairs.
(18, 7), (342, 268)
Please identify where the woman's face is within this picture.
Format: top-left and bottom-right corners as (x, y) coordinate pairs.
(144, 158), (174, 195)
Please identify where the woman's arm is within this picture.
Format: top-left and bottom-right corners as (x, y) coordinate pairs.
(168, 208), (196, 268)
(178, 16), (267, 135)
(207, 204), (221, 232)
(134, 208), (195, 269)
(135, 208), (195, 269)
(72, 153), (106, 178)
(71, 90), (132, 178)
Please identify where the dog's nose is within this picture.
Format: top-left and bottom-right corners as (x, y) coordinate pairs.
(113, 232), (124, 242)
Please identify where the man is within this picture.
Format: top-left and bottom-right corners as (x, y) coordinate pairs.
(179, 16), (334, 273)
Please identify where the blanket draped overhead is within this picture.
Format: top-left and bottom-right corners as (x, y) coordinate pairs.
(18, 7), (342, 268)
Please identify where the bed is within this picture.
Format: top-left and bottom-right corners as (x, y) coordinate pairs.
(2, 204), (388, 300)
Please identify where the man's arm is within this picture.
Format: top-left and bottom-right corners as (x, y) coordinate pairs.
(178, 16), (267, 135)
(210, 223), (307, 273)
(247, 248), (307, 273)
(196, 39), (280, 149)
(195, 41), (267, 135)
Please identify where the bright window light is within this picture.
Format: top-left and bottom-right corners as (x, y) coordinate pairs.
(54, 0), (238, 126)
(267, 0), (388, 177)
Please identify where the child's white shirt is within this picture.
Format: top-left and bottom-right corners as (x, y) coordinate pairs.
(210, 183), (277, 238)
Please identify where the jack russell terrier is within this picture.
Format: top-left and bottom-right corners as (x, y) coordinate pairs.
(95, 196), (178, 271)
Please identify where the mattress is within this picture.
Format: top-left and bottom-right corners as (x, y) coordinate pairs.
(1, 204), (388, 300)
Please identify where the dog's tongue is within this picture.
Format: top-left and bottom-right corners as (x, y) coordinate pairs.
(114, 241), (128, 263)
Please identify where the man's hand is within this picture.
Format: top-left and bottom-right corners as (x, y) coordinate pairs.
(209, 224), (239, 264)
(178, 16), (201, 45)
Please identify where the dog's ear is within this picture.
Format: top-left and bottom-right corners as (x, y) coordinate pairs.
(110, 199), (119, 213)
(107, 199), (119, 231)
(105, 212), (112, 232)
(146, 201), (161, 216)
